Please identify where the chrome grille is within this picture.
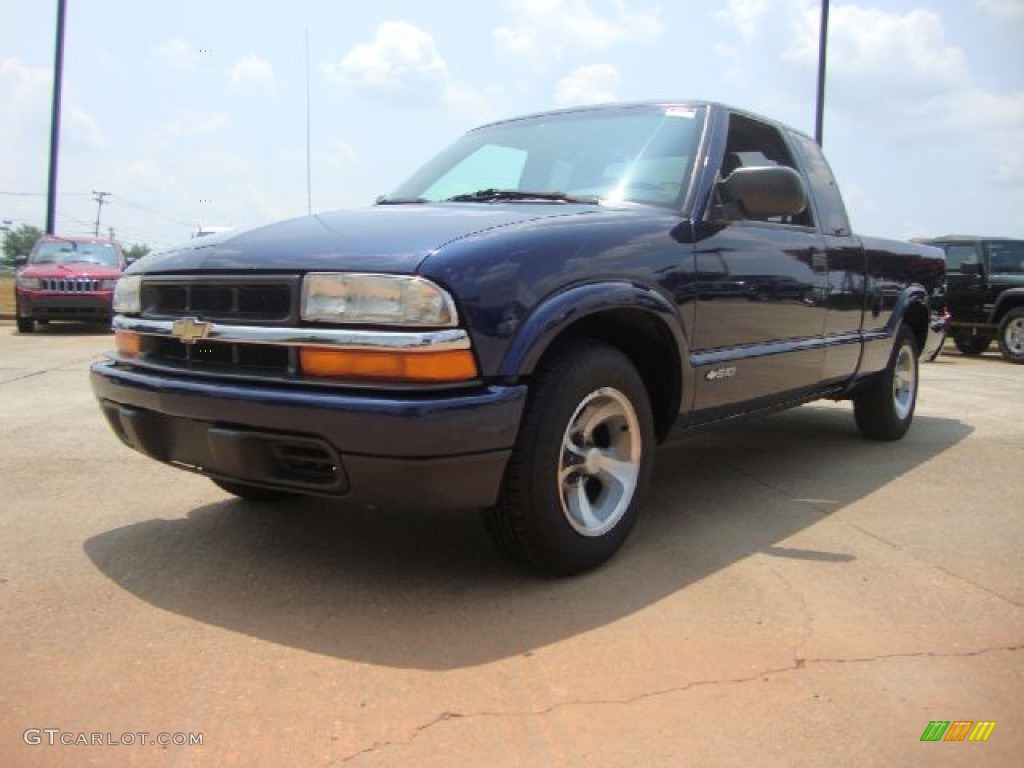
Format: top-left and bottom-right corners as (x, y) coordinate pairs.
(141, 276), (296, 323)
(42, 278), (104, 292)
(133, 275), (300, 379)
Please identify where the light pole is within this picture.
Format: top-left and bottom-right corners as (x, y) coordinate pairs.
(45, 0), (68, 235)
(815, 0), (830, 146)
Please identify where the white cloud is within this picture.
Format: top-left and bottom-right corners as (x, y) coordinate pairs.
(325, 21), (449, 91)
(0, 58), (50, 211)
(495, 0), (663, 69)
(974, 0), (1024, 20)
(154, 38), (199, 71)
(714, 0), (770, 42)
(554, 64), (621, 106)
(228, 53), (277, 97)
(67, 106), (107, 149)
(323, 141), (361, 171)
(936, 89), (1024, 184)
(0, 56), (50, 122)
(150, 112), (230, 144)
(323, 21), (498, 119)
(784, 6), (969, 90)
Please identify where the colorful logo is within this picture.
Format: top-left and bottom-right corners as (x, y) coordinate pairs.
(920, 721), (996, 742)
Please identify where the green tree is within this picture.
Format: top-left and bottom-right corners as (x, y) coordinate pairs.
(2, 224), (43, 262)
(124, 243), (151, 262)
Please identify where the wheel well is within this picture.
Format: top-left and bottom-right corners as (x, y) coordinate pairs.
(994, 295), (1024, 323)
(533, 310), (681, 442)
(903, 300), (930, 353)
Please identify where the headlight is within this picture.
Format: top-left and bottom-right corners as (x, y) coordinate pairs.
(100, 279), (120, 291)
(15, 275), (40, 290)
(301, 273), (458, 326)
(113, 275), (142, 314)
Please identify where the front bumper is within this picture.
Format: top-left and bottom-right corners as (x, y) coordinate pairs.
(18, 291), (114, 321)
(91, 361), (527, 508)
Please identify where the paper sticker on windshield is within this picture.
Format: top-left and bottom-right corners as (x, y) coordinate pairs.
(665, 107), (696, 119)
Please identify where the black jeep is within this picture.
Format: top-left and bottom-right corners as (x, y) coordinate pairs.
(919, 236), (1024, 363)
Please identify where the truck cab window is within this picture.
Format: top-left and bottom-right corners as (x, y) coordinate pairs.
(717, 113), (814, 228)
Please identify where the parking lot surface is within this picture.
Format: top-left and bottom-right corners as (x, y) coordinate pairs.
(1, 320), (1021, 767)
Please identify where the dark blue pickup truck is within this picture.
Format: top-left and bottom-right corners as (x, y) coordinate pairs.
(91, 101), (944, 574)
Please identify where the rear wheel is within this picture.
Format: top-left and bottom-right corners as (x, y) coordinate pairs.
(853, 323), (918, 441)
(997, 308), (1024, 364)
(953, 333), (991, 355)
(211, 478), (298, 502)
(483, 341), (654, 575)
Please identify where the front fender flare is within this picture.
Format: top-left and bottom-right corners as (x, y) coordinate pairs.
(496, 280), (686, 377)
(990, 287), (1024, 324)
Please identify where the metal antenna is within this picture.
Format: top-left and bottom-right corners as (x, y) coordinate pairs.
(306, 28), (313, 216)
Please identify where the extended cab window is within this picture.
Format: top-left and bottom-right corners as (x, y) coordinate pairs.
(718, 113), (814, 228)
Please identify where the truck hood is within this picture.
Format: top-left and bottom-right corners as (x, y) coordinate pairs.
(131, 205), (604, 275)
(19, 262), (122, 279)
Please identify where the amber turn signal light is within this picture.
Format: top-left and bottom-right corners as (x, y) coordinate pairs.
(299, 348), (478, 382)
(114, 330), (141, 357)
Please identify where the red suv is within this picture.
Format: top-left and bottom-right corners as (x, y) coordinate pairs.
(14, 236), (128, 333)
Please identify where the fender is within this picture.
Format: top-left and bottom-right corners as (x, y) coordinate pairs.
(990, 287), (1024, 324)
(854, 284), (931, 380)
(497, 280), (687, 378)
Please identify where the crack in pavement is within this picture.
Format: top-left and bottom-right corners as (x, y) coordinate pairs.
(0, 357), (105, 387)
(330, 643), (1023, 765)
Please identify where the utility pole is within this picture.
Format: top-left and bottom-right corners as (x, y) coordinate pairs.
(45, 0), (68, 235)
(92, 190), (111, 236)
(814, 0), (830, 146)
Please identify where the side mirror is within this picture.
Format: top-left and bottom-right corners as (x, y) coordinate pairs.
(958, 262), (982, 276)
(719, 166), (808, 219)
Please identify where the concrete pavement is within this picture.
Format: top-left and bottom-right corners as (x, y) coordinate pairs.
(0, 320), (1021, 766)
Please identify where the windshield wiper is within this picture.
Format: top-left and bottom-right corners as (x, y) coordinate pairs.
(444, 188), (599, 204)
(375, 195), (428, 205)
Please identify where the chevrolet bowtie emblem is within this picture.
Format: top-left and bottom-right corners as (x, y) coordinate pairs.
(171, 316), (212, 344)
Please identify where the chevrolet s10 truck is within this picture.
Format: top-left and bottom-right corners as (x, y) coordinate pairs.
(91, 102), (944, 574)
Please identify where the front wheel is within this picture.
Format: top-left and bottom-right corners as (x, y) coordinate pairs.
(483, 341), (654, 575)
(953, 333), (991, 355)
(853, 323), (918, 441)
(997, 308), (1024, 364)
(16, 315), (35, 334)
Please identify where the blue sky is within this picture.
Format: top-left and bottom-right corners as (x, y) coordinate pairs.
(2, 0), (1022, 248)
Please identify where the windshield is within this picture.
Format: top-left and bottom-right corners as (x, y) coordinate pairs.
(30, 241), (120, 266)
(389, 105), (705, 209)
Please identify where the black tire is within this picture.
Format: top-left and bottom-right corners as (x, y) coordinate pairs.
(997, 308), (1024, 364)
(953, 334), (991, 355)
(211, 477), (298, 502)
(16, 315), (35, 334)
(482, 341), (655, 575)
(853, 323), (919, 441)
